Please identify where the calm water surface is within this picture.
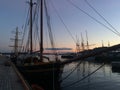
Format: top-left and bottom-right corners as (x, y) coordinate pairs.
(43, 55), (120, 90)
(60, 58), (120, 90)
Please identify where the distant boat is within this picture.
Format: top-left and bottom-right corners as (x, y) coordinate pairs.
(61, 53), (76, 59)
(93, 47), (120, 63)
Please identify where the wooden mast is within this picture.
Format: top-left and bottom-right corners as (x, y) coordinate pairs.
(86, 31), (89, 50)
(30, 0), (33, 54)
(15, 27), (19, 56)
(40, 0), (43, 60)
(10, 27), (19, 56)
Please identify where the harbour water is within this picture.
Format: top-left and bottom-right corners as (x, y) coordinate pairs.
(60, 57), (120, 90)
(8, 42), (120, 90)
(10, 54), (120, 90)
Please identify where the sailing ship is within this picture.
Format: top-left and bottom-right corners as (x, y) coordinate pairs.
(15, 0), (64, 90)
(10, 0), (120, 90)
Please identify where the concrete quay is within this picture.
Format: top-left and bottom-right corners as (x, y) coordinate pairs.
(0, 56), (31, 90)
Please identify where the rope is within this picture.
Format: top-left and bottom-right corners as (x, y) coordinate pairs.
(20, 8), (30, 52)
(45, 0), (56, 50)
(44, 0), (56, 89)
(50, 0), (76, 43)
(84, 0), (120, 36)
(60, 60), (82, 82)
(62, 63), (105, 88)
(66, 0), (120, 37)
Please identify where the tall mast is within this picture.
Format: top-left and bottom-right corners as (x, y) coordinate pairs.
(108, 41), (110, 47)
(102, 40), (104, 47)
(76, 35), (80, 53)
(81, 33), (85, 51)
(30, 0), (33, 54)
(10, 27), (21, 56)
(15, 27), (19, 56)
(40, 0), (43, 60)
(86, 31), (89, 50)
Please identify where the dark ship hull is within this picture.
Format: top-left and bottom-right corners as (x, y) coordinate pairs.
(16, 62), (63, 90)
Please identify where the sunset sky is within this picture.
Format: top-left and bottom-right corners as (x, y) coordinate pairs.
(1, 0), (120, 52)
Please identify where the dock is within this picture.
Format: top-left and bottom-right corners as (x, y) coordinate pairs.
(0, 55), (31, 90)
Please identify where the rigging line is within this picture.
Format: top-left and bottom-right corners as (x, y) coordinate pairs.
(62, 66), (77, 73)
(33, 3), (40, 51)
(31, 1), (39, 51)
(25, 19), (32, 53)
(45, 0), (55, 48)
(33, 27), (37, 51)
(34, 20), (39, 51)
(45, 1), (58, 89)
(50, 0), (76, 43)
(21, 11), (29, 52)
(45, 0), (57, 54)
(66, 0), (120, 37)
(35, 0), (40, 46)
(62, 63), (105, 88)
(24, 30), (30, 52)
(20, 8), (30, 52)
(33, 6), (37, 51)
(33, 0), (39, 25)
(35, 6), (40, 46)
(45, 25), (49, 49)
(32, 3), (37, 24)
(44, 0), (49, 50)
(43, 0), (49, 49)
(45, 1), (56, 89)
(62, 60), (82, 73)
(84, 0), (120, 36)
(25, 30), (30, 52)
(60, 60), (83, 83)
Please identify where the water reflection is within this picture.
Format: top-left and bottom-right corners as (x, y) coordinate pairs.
(30, 55), (120, 90)
(61, 58), (120, 90)
(112, 67), (120, 73)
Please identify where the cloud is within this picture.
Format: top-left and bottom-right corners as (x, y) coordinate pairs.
(45, 48), (72, 50)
